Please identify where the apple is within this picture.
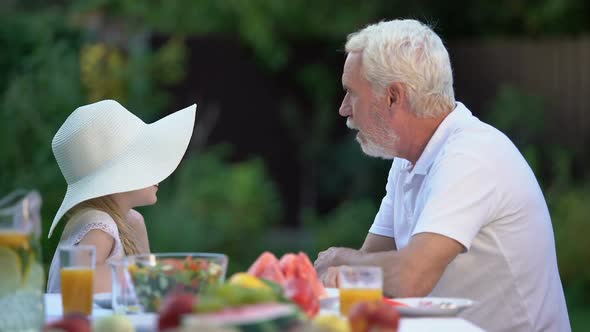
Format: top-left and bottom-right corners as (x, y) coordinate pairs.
(158, 292), (196, 331)
(44, 313), (91, 332)
(348, 300), (400, 332)
(94, 315), (135, 332)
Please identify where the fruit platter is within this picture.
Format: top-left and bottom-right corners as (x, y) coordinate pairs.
(44, 251), (402, 332)
(158, 251), (400, 332)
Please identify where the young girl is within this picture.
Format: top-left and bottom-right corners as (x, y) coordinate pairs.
(46, 99), (196, 293)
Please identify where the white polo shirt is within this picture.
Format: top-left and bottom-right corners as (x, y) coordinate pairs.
(370, 102), (570, 332)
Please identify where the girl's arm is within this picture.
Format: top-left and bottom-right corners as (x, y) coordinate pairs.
(78, 230), (116, 293)
(127, 209), (151, 254)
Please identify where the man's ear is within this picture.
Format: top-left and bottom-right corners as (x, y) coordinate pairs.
(386, 82), (404, 108)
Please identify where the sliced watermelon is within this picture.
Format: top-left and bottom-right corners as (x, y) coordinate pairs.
(183, 303), (303, 332)
(248, 252), (326, 304)
(278, 252), (326, 299)
(284, 277), (320, 318)
(247, 252), (286, 285)
(296, 252), (326, 298)
(279, 253), (298, 279)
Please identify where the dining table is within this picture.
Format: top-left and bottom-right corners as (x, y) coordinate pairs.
(45, 293), (485, 332)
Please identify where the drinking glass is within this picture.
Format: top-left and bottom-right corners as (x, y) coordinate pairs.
(110, 258), (140, 314)
(59, 245), (96, 315)
(339, 266), (383, 316)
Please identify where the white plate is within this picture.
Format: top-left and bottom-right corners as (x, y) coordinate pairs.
(93, 292), (112, 309)
(319, 288), (339, 312)
(321, 287), (339, 300)
(392, 297), (474, 317)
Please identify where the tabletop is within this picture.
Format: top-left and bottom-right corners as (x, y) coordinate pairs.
(45, 293), (485, 332)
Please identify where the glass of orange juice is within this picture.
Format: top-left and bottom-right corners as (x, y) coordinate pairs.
(339, 266), (383, 316)
(59, 245), (96, 315)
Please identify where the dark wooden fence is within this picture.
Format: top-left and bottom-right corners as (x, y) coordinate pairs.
(450, 37), (590, 152)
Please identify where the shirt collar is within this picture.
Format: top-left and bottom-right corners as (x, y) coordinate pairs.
(406, 102), (473, 175)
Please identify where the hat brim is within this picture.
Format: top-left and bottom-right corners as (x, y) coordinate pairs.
(48, 104), (196, 238)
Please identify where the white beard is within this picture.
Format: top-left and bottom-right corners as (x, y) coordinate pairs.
(347, 117), (397, 160)
(357, 133), (395, 159)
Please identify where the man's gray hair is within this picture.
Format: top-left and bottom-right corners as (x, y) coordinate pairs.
(345, 19), (455, 118)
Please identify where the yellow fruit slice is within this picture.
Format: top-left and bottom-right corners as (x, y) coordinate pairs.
(0, 246), (22, 298)
(22, 256), (44, 290)
(313, 313), (351, 332)
(228, 272), (270, 290)
(127, 263), (139, 275)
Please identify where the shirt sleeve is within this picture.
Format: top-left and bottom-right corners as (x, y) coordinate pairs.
(369, 160), (398, 238)
(412, 152), (497, 251)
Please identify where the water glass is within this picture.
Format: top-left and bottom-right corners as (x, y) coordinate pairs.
(110, 258), (140, 314)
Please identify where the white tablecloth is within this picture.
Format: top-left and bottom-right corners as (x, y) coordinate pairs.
(45, 294), (485, 332)
(45, 294), (156, 332)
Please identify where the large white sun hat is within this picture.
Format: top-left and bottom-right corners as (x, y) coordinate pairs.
(48, 99), (196, 237)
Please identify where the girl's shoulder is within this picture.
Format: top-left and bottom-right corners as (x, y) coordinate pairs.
(71, 207), (115, 222)
(65, 208), (119, 237)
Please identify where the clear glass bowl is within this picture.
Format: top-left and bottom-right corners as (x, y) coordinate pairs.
(124, 252), (228, 312)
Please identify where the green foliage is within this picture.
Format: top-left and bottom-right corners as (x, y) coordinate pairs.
(0, 9), (86, 263)
(549, 185), (590, 284)
(304, 199), (379, 253)
(486, 85), (546, 148)
(141, 146), (283, 273)
(72, 0), (389, 71)
(318, 138), (391, 202)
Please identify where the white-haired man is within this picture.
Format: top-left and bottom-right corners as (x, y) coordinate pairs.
(314, 19), (570, 332)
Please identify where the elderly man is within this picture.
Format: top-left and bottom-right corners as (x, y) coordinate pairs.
(314, 19), (570, 332)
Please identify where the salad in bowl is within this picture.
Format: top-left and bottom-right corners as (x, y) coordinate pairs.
(125, 253), (228, 312)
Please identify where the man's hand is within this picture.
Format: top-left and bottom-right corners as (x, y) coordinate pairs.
(314, 247), (358, 276)
(319, 266), (341, 287)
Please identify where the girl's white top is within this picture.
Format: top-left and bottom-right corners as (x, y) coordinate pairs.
(46, 209), (123, 293)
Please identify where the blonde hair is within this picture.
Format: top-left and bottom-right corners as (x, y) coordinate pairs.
(68, 195), (140, 255)
(345, 19), (455, 118)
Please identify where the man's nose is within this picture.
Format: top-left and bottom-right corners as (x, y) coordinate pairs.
(339, 94), (351, 117)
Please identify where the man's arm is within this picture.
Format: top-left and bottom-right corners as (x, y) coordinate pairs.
(315, 233), (395, 276)
(315, 233), (396, 287)
(316, 232), (463, 298)
(358, 232), (462, 297)
(360, 233), (397, 253)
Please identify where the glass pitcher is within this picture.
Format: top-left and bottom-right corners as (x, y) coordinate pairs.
(0, 190), (44, 331)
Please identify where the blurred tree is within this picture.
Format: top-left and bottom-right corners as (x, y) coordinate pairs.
(140, 146), (283, 273)
(0, 8), (86, 265)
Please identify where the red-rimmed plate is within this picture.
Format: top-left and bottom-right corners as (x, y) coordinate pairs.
(385, 297), (474, 317)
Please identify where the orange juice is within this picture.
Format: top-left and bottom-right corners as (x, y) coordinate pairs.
(0, 231), (30, 250)
(339, 288), (383, 316)
(60, 268), (94, 315)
